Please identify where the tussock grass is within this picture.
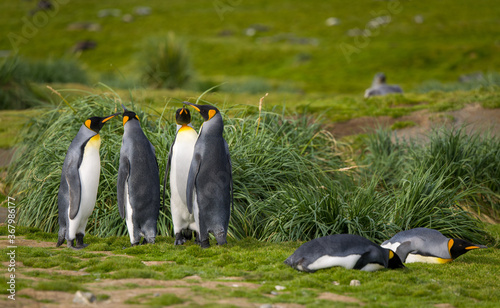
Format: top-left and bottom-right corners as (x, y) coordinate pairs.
(6, 91), (494, 245)
(140, 32), (194, 89)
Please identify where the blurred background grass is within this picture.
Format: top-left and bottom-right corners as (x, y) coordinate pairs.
(1, 0), (499, 94)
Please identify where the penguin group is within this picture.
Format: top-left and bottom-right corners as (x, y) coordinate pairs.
(284, 228), (487, 272)
(57, 102), (232, 249)
(55, 101), (488, 277)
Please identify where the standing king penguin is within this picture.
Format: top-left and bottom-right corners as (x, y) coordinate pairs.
(57, 113), (119, 249)
(164, 106), (199, 245)
(184, 102), (233, 248)
(381, 228), (487, 264)
(117, 105), (161, 246)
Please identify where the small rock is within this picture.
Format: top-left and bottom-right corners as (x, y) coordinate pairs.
(325, 17), (341, 26)
(260, 305), (273, 308)
(414, 15), (424, 24)
(332, 281), (340, 285)
(153, 293), (160, 297)
(122, 14), (134, 23)
(350, 280), (361, 287)
(275, 285), (286, 291)
(270, 291), (278, 295)
(134, 6), (152, 16)
(73, 291), (96, 304)
(232, 284), (240, 288)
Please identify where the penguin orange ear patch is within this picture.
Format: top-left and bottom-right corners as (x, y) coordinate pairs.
(135, 115), (140, 121)
(85, 119), (91, 129)
(389, 250), (394, 259)
(208, 109), (216, 120)
(448, 239), (454, 254)
(123, 116), (129, 126)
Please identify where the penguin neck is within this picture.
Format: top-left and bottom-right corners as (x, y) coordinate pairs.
(124, 120), (143, 134)
(199, 114), (223, 136)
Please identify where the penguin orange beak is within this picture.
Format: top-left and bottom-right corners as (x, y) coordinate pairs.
(101, 113), (120, 123)
(184, 102), (200, 112)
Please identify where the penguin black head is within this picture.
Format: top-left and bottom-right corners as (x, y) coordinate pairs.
(449, 238), (487, 259)
(175, 106), (191, 125)
(84, 113), (119, 133)
(184, 102), (219, 121)
(387, 249), (406, 269)
(121, 104), (140, 126)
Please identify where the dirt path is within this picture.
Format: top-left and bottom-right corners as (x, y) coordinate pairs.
(0, 236), (363, 308)
(329, 103), (500, 139)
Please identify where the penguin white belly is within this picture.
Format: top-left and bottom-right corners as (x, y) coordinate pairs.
(170, 128), (197, 232)
(380, 241), (401, 252)
(360, 263), (385, 272)
(124, 179), (137, 243)
(405, 254), (451, 264)
(307, 254), (361, 271)
(69, 135), (101, 238)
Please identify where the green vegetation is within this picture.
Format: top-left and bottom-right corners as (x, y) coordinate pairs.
(6, 92), (496, 245)
(1, 0), (499, 93)
(0, 226), (499, 307)
(139, 32), (194, 89)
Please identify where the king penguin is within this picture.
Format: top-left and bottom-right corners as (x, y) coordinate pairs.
(164, 106), (199, 245)
(57, 113), (119, 249)
(284, 234), (405, 272)
(184, 102), (233, 248)
(381, 227), (487, 264)
(117, 105), (161, 246)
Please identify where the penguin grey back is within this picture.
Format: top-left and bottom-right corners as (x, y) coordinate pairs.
(185, 102), (233, 248)
(117, 110), (160, 245)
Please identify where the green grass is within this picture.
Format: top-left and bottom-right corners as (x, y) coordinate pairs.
(1, 0), (500, 93)
(0, 226), (499, 307)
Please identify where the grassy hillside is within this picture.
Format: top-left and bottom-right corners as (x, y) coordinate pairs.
(1, 0), (499, 93)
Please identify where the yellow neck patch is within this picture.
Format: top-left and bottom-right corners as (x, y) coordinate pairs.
(208, 109), (216, 120)
(389, 250), (394, 259)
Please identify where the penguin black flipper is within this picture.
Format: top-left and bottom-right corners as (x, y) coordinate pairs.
(163, 138), (175, 208)
(117, 157), (130, 220)
(224, 140), (234, 211)
(66, 146), (84, 220)
(186, 153), (202, 214)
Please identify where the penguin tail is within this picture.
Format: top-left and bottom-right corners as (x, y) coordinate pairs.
(56, 228), (65, 247)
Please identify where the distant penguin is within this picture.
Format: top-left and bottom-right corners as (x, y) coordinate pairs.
(284, 234), (405, 272)
(57, 113), (118, 249)
(364, 72), (403, 98)
(164, 106), (199, 245)
(117, 105), (160, 246)
(184, 102), (233, 248)
(381, 228), (487, 264)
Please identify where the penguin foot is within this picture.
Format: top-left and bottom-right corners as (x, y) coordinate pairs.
(182, 229), (193, 241)
(75, 233), (87, 249)
(131, 242), (140, 246)
(141, 237), (155, 245)
(174, 232), (187, 245)
(56, 238), (65, 247)
(199, 239), (210, 249)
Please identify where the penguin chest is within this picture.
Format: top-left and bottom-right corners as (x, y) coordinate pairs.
(77, 135), (101, 219)
(405, 254), (452, 264)
(170, 128), (197, 205)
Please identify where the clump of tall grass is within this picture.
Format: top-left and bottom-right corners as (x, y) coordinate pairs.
(7, 92), (492, 244)
(0, 57), (45, 109)
(139, 32), (194, 89)
(363, 127), (500, 224)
